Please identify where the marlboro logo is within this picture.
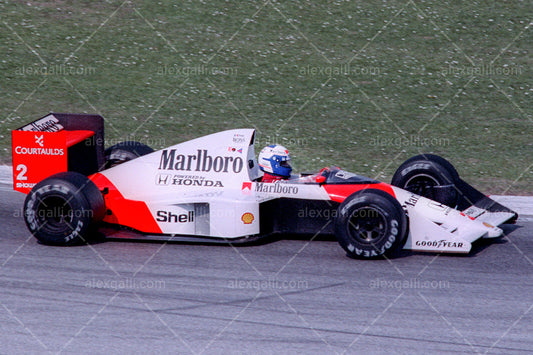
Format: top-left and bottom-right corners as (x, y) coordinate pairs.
(159, 149), (244, 174)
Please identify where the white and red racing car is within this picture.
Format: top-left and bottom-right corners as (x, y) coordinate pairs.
(12, 113), (517, 259)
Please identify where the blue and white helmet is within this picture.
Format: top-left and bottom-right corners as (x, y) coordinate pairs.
(258, 144), (292, 178)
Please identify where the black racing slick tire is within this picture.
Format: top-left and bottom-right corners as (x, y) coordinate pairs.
(334, 189), (408, 259)
(391, 154), (459, 207)
(103, 141), (154, 169)
(23, 172), (106, 246)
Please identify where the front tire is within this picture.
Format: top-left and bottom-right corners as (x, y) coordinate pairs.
(335, 189), (408, 259)
(391, 154), (459, 207)
(23, 172), (105, 246)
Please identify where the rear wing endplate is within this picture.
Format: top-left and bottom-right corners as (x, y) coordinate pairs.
(12, 113), (105, 193)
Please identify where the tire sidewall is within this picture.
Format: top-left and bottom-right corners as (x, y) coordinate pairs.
(335, 190), (407, 259)
(391, 155), (459, 206)
(393, 154), (459, 182)
(23, 172), (105, 246)
(392, 161), (455, 187)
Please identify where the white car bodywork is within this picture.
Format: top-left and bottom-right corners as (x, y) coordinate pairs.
(97, 129), (514, 254)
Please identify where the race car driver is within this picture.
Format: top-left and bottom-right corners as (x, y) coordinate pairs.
(258, 144), (292, 182)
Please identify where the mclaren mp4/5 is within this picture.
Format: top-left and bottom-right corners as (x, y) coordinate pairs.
(12, 113), (517, 259)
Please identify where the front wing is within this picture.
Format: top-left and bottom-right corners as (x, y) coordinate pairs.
(391, 187), (515, 254)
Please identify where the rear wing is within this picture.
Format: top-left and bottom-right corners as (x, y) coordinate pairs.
(12, 113), (105, 194)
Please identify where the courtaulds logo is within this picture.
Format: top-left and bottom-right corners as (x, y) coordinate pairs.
(35, 135), (44, 147)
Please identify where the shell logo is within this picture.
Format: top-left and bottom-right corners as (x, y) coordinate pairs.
(241, 212), (254, 224)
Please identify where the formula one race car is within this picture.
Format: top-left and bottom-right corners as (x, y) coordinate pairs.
(12, 113), (518, 259)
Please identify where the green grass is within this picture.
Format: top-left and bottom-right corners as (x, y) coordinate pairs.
(1, 0), (531, 194)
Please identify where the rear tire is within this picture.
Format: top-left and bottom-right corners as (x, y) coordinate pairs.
(103, 141), (153, 169)
(391, 154), (459, 207)
(23, 172), (105, 246)
(335, 189), (408, 259)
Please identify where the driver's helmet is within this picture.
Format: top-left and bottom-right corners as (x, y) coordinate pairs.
(258, 144), (292, 178)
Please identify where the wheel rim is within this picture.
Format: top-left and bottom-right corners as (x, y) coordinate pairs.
(347, 206), (387, 244)
(36, 195), (75, 232)
(404, 174), (440, 199)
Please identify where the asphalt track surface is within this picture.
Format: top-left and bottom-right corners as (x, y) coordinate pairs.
(1, 181), (532, 354)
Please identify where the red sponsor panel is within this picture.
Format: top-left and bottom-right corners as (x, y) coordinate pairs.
(12, 130), (68, 194)
(12, 129), (95, 194)
(323, 182), (396, 203)
(90, 173), (163, 234)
